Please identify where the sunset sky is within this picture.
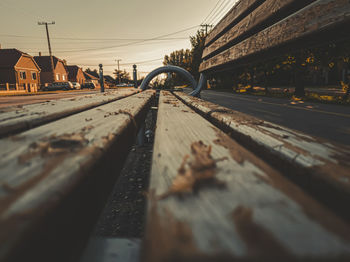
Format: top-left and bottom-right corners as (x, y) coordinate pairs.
(0, 0), (237, 77)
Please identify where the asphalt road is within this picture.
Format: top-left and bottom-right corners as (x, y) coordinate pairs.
(0, 90), (98, 108)
(199, 90), (350, 145)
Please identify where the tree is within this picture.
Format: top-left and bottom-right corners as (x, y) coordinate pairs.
(113, 69), (131, 84)
(163, 49), (192, 86)
(162, 30), (207, 86)
(189, 30), (206, 80)
(163, 49), (192, 71)
(85, 68), (99, 78)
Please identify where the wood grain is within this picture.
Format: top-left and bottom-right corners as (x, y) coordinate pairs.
(0, 89), (138, 138)
(200, 0), (350, 72)
(202, 0), (315, 59)
(0, 90), (155, 262)
(143, 91), (350, 262)
(174, 91), (350, 219)
(205, 0), (264, 46)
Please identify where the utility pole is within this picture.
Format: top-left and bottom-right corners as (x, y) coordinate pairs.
(38, 21), (55, 82)
(115, 59), (122, 84)
(200, 24), (213, 36)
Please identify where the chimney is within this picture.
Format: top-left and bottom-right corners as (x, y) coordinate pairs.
(39, 52), (42, 56)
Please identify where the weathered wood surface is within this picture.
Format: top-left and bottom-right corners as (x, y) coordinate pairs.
(200, 0), (350, 72)
(143, 91), (350, 262)
(175, 91), (350, 219)
(205, 0), (264, 46)
(0, 90), (155, 262)
(0, 89), (139, 138)
(202, 0), (315, 59)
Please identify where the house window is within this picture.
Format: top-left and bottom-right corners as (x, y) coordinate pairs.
(62, 75), (66, 81)
(56, 74), (60, 81)
(20, 71), (26, 80)
(31, 72), (37, 80)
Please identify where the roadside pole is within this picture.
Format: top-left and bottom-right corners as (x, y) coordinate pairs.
(38, 21), (55, 83)
(133, 64), (138, 88)
(99, 64), (104, 93)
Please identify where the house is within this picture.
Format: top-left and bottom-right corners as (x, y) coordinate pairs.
(65, 65), (86, 85)
(104, 75), (115, 87)
(34, 54), (68, 86)
(83, 72), (100, 88)
(0, 48), (41, 92)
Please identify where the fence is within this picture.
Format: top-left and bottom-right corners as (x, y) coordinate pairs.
(0, 83), (38, 92)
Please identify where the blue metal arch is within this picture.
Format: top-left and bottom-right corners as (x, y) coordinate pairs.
(139, 65), (206, 97)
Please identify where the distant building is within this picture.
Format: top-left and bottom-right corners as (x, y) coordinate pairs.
(65, 65), (86, 85)
(34, 54), (68, 86)
(83, 71), (100, 88)
(104, 75), (115, 87)
(0, 48), (41, 92)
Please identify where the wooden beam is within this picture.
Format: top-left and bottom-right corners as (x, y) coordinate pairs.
(0, 89), (138, 138)
(143, 91), (350, 262)
(202, 0), (315, 59)
(0, 90), (155, 262)
(174, 91), (350, 219)
(200, 0), (350, 72)
(205, 0), (265, 46)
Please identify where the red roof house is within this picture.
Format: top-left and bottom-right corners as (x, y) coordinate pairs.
(34, 55), (68, 86)
(0, 48), (41, 92)
(65, 65), (86, 85)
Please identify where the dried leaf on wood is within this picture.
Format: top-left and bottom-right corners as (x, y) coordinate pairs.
(159, 141), (227, 199)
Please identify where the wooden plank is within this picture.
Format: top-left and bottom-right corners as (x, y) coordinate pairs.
(0, 90), (155, 262)
(205, 0), (265, 46)
(174, 91), (350, 219)
(143, 91), (350, 262)
(0, 89), (139, 138)
(200, 0), (350, 72)
(202, 0), (315, 59)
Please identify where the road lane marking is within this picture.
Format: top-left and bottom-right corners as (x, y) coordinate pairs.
(204, 93), (350, 118)
(251, 108), (281, 117)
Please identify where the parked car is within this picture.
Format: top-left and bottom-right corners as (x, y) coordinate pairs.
(42, 82), (74, 91)
(72, 82), (81, 89)
(81, 82), (96, 89)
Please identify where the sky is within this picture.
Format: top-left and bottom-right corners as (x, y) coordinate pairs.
(0, 0), (237, 77)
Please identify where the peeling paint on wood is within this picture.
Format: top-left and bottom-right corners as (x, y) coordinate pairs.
(143, 91), (350, 262)
(205, 0), (264, 46)
(200, 0), (350, 72)
(0, 89), (138, 138)
(174, 91), (350, 220)
(0, 90), (155, 261)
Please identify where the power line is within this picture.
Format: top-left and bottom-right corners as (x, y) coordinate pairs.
(76, 58), (164, 67)
(12, 38), (188, 53)
(215, 0), (237, 25)
(211, 2), (235, 26)
(0, 34), (189, 42)
(207, 0), (233, 25)
(204, 0), (227, 25)
(202, 0), (222, 24)
(122, 58), (164, 66)
(55, 25), (200, 54)
(211, 0), (231, 24)
(206, 0), (228, 25)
